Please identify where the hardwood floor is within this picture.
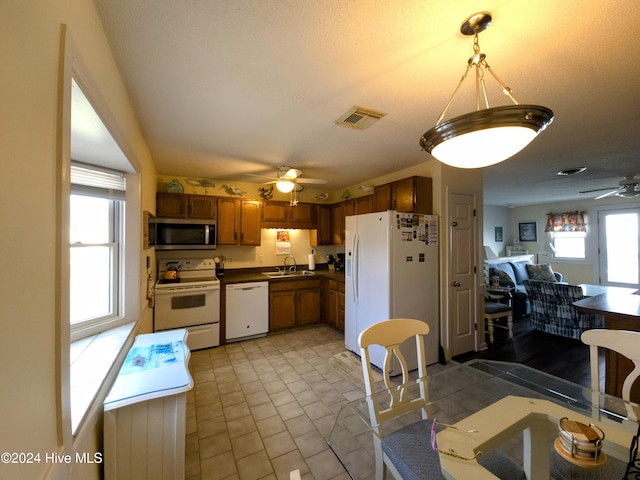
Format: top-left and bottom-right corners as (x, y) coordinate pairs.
(453, 315), (593, 388)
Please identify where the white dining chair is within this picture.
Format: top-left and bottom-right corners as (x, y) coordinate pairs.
(581, 329), (640, 405)
(358, 319), (431, 480)
(358, 318), (524, 480)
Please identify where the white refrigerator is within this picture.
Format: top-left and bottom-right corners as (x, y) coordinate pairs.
(345, 211), (439, 374)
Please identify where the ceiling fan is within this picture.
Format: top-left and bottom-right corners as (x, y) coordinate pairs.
(579, 176), (640, 199)
(247, 166), (328, 193)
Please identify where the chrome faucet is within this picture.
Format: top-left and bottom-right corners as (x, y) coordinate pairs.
(283, 255), (297, 272)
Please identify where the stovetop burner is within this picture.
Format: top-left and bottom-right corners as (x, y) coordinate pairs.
(156, 258), (219, 288)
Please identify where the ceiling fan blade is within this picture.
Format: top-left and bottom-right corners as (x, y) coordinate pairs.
(595, 190), (620, 200)
(297, 178), (328, 184)
(579, 186), (619, 194)
(246, 172), (276, 180)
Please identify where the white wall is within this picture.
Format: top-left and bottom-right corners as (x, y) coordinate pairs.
(0, 1), (156, 479)
(483, 205), (511, 257)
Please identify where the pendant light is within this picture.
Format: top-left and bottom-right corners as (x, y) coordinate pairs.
(419, 12), (554, 168)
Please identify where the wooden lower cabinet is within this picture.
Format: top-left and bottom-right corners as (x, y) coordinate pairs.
(269, 279), (321, 331)
(297, 284), (321, 325)
(324, 278), (345, 332)
(269, 289), (296, 330)
(338, 280), (345, 331)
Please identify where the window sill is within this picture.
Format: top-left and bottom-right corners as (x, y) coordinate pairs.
(70, 322), (136, 435)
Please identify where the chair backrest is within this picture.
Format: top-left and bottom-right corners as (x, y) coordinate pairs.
(581, 329), (640, 401)
(358, 318), (431, 427)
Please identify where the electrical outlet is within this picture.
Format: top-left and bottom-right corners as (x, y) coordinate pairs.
(259, 255), (264, 264)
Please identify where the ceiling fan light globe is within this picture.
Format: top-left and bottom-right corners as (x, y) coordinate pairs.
(276, 179), (295, 193)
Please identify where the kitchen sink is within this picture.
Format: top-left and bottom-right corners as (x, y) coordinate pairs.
(262, 270), (316, 279)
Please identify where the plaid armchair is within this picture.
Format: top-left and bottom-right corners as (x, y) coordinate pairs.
(523, 280), (604, 339)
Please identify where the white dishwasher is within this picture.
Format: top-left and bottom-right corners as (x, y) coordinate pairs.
(226, 281), (269, 342)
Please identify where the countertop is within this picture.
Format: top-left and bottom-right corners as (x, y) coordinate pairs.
(219, 267), (345, 285)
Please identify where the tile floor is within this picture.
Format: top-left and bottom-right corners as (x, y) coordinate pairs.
(185, 325), (363, 480)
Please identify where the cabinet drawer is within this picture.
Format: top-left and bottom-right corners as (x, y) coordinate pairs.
(269, 278), (320, 291)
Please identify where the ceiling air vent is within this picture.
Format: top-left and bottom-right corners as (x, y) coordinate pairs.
(336, 106), (386, 130)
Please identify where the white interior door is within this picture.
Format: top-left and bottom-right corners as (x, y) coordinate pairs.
(448, 192), (477, 356)
(598, 207), (640, 287)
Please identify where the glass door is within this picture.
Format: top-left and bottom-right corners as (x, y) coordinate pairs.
(598, 207), (640, 287)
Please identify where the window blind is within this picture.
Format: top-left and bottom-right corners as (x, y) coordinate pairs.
(71, 164), (126, 200)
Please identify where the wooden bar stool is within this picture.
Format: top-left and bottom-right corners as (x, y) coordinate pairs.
(485, 301), (513, 343)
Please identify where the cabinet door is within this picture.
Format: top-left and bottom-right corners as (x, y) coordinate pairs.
(217, 197), (239, 245)
(373, 184), (391, 212)
(188, 195), (217, 219)
(392, 177), (416, 213)
(262, 201), (288, 223)
(289, 203), (317, 228)
(338, 281), (345, 332)
(326, 279), (339, 329)
(343, 200), (355, 218)
(312, 205), (332, 246)
(354, 195), (373, 215)
(240, 200), (261, 245)
(156, 193), (187, 218)
(270, 289), (296, 330)
(296, 287), (321, 325)
(331, 203), (344, 245)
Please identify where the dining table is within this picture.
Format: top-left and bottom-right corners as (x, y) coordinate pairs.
(328, 360), (640, 480)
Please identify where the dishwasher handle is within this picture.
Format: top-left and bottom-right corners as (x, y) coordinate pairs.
(227, 282), (268, 292)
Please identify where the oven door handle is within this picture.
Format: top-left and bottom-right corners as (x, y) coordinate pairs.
(155, 285), (219, 294)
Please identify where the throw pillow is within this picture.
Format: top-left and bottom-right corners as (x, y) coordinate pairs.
(493, 268), (515, 285)
(526, 263), (557, 282)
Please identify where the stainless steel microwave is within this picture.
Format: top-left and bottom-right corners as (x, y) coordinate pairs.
(150, 218), (216, 250)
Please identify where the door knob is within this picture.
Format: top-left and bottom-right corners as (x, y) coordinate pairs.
(452, 281), (461, 287)
(451, 221), (458, 227)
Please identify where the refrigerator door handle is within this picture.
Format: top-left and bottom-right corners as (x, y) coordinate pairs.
(352, 232), (359, 304)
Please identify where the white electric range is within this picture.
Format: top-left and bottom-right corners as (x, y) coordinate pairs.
(155, 258), (220, 350)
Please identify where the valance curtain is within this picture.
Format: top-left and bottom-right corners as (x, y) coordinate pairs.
(545, 211), (586, 232)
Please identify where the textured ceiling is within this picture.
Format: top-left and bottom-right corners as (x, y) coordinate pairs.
(89, 0), (640, 206)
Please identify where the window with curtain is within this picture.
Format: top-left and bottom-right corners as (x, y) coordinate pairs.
(545, 211), (587, 259)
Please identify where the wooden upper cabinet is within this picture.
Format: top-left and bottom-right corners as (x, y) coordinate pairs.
(343, 200), (355, 218)
(218, 198), (262, 245)
(288, 202), (317, 228)
(262, 201), (288, 223)
(331, 203), (344, 245)
(311, 204), (332, 246)
(373, 176), (432, 214)
(373, 184), (392, 212)
(156, 193), (188, 218)
(217, 197), (239, 245)
(354, 195), (373, 215)
(240, 200), (261, 245)
(188, 195), (217, 219)
(262, 201), (317, 229)
(156, 192), (216, 219)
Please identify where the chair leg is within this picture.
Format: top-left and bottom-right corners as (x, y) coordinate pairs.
(486, 317), (495, 343)
(507, 312), (513, 340)
(373, 435), (385, 480)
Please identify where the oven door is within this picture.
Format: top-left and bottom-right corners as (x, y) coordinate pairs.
(154, 283), (220, 330)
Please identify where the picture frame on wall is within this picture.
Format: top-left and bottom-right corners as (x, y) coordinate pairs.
(495, 226), (503, 242)
(518, 221), (538, 242)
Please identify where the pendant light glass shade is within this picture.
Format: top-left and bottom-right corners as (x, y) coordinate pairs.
(421, 105), (554, 168)
(420, 12), (553, 168)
